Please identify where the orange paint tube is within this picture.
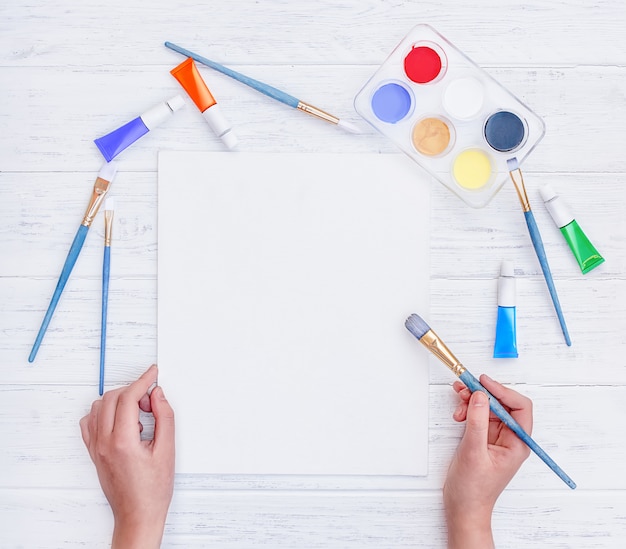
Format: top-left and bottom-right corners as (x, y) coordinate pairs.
(171, 58), (237, 148)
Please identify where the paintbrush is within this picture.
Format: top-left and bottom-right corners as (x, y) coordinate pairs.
(99, 197), (114, 395)
(405, 313), (576, 489)
(164, 41), (361, 134)
(29, 162), (118, 363)
(507, 157), (571, 346)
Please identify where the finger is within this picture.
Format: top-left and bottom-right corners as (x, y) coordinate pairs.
(85, 400), (102, 460)
(79, 414), (90, 448)
(139, 393), (152, 413)
(98, 387), (122, 438)
(150, 386), (175, 456)
(452, 381), (465, 393)
(480, 374), (533, 434)
(458, 390), (490, 457)
(88, 400), (101, 440)
(452, 400), (468, 422)
(113, 365), (159, 436)
(122, 364), (159, 401)
(452, 382), (471, 402)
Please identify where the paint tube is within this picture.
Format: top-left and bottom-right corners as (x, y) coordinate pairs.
(539, 185), (604, 274)
(170, 58), (237, 149)
(493, 260), (518, 359)
(94, 95), (185, 161)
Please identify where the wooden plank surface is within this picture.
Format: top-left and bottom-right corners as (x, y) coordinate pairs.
(1, 0), (625, 547)
(1, 489), (625, 548)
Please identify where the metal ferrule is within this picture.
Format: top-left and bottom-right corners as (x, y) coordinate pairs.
(296, 101), (339, 125)
(104, 209), (114, 246)
(82, 177), (111, 227)
(419, 330), (466, 377)
(509, 168), (531, 212)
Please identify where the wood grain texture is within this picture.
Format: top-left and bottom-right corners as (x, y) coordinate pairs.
(1, 489), (625, 548)
(2, 0), (625, 66)
(1, 0), (625, 547)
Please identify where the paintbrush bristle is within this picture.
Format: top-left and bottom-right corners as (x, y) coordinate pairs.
(98, 160), (118, 182)
(506, 157), (519, 172)
(337, 119), (361, 134)
(405, 314), (430, 340)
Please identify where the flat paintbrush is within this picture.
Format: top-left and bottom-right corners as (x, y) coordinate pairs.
(507, 157), (571, 346)
(405, 313), (576, 490)
(29, 162), (118, 362)
(99, 197), (114, 395)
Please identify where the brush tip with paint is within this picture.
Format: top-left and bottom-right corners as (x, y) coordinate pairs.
(405, 313), (431, 340)
(506, 157), (519, 171)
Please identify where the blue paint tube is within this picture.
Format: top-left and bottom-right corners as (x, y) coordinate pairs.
(493, 260), (518, 359)
(94, 95), (185, 161)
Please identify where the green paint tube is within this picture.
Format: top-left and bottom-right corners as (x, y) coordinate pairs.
(539, 185), (604, 274)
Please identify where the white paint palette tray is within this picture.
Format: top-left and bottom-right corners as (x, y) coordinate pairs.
(354, 24), (546, 208)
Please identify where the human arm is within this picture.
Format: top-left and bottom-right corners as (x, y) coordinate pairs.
(443, 374), (533, 549)
(79, 364), (175, 549)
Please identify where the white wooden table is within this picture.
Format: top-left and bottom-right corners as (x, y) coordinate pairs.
(2, 1), (625, 547)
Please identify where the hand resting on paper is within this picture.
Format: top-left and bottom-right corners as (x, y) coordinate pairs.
(444, 374), (533, 549)
(79, 365), (175, 549)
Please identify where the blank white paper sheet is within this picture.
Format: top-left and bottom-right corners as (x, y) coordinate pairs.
(157, 152), (430, 476)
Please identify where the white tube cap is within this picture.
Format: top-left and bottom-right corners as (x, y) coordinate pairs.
(539, 185), (574, 229)
(141, 95), (185, 130)
(202, 104), (238, 149)
(220, 129), (239, 149)
(497, 260), (516, 307)
(166, 95), (186, 112)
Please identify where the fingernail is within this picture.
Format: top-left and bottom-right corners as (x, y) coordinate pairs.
(155, 386), (166, 400)
(473, 391), (488, 407)
(454, 403), (463, 416)
(147, 381), (158, 396)
(482, 374), (493, 383)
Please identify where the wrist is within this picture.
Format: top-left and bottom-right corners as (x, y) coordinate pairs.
(112, 514), (166, 549)
(446, 512), (494, 549)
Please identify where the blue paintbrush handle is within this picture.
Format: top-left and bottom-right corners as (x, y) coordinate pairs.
(99, 245), (110, 396)
(164, 41), (301, 108)
(29, 224), (89, 362)
(459, 369), (576, 489)
(523, 210), (571, 346)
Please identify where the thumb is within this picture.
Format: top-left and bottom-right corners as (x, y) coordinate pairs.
(150, 386), (175, 453)
(460, 390), (490, 455)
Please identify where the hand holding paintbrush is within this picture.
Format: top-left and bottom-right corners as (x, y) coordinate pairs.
(445, 376), (534, 548)
(405, 313), (576, 490)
